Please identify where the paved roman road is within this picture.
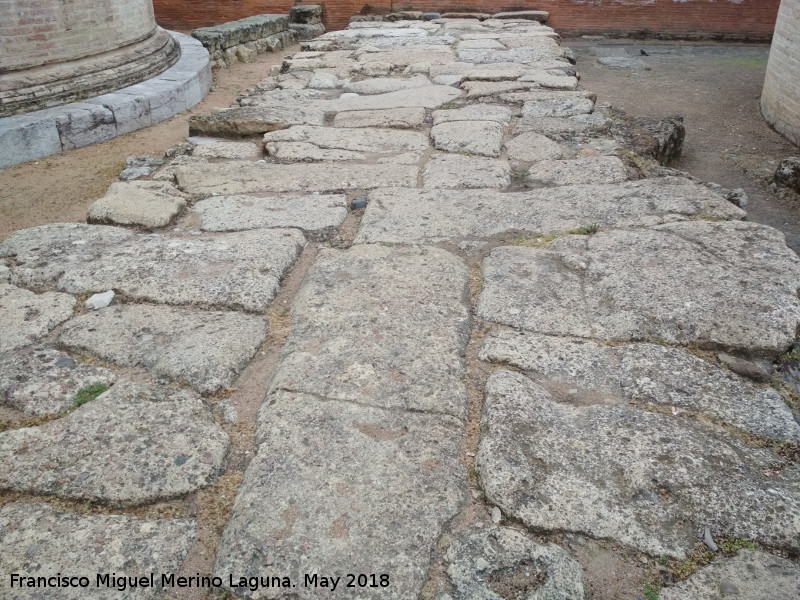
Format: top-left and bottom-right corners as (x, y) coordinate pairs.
(1, 13), (799, 600)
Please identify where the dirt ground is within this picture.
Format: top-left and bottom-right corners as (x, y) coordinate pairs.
(0, 48), (291, 241)
(568, 38), (800, 252)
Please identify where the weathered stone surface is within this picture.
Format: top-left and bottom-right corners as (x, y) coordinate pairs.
(0, 380), (229, 505)
(215, 392), (466, 599)
(264, 125), (429, 155)
(431, 120), (504, 157)
(659, 550), (800, 600)
(505, 131), (564, 161)
(445, 526), (586, 600)
(192, 140), (263, 159)
(432, 103), (512, 125)
(0, 346), (116, 416)
(480, 331), (800, 441)
(0, 283), (75, 354)
(0, 224), (305, 312)
(457, 47), (565, 65)
(492, 10), (550, 22)
(522, 95), (595, 118)
(344, 74), (431, 95)
(527, 156), (628, 186)
(356, 177), (745, 244)
(477, 370), (800, 558)
(515, 115), (592, 137)
(88, 181), (188, 228)
(194, 194), (347, 234)
(424, 153), (511, 189)
(60, 304), (268, 394)
(0, 503), (196, 600)
(333, 107), (426, 128)
(331, 85), (462, 111)
(152, 154), (208, 182)
(477, 221), (800, 355)
(176, 161), (418, 194)
(265, 142), (366, 162)
(268, 245), (471, 420)
(188, 105), (325, 136)
(458, 38), (506, 49)
(517, 71), (579, 90)
(460, 80), (539, 98)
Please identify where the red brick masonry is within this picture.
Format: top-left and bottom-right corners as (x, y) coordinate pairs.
(153, 0), (780, 41)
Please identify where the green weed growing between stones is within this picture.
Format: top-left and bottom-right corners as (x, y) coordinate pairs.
(568, 223), (599, 235)
(642, 582), (661, 600)
(73, 383), (110, 409)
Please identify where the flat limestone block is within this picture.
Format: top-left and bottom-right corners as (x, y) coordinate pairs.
(526, 156), (629, 186)
(492, 11), (550, 23)
(88, 180), (188, 228)
(0, 380), (230, 506)
(333, 107), (426, 128)
(431, 120), (504, 157)
(192, 140), (263, 159)
(268, 245), (471, 420)
(343, 74), (431, 95)
(659, 550), (800, 600)
(505, 131), (564, 161)
(0, 224), (305, 312)
(522, 95), (595, 118)
(480, 331), (800, 442)
(424, 153), (511, 189)
(264, 125), (429, 153)
(355, 177), (745, 244)
(477, 370), (800, 558)
(175, 161), (419, 194)
(0, 346), (116, 416)
(457, 47), (566, 65)
(265, 142), (366, 161)
(0, 283), (75, 354)
(477, 221), (800, 355)
(0, 503), (195, 600)
(188, 105), (326, 136)
(59, 304), (268, 394)
(432, 103), (512, 125)
(445, 526), (586, 600)
(330, 85), (463, 111)
(214, 392), (466, 599)
(194, 194), (348, 234)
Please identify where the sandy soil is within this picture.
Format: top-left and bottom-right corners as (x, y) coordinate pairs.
(569, 38), (800, 251)
(0, 48), (292, 241)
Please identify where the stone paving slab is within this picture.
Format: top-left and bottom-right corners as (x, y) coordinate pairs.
(432, 103), (512, 125)
(264, 125), (429, 154)
(188, 105), (326, 136)
(0, 283), (76, 354)
(423, 153), (511, 189)
(659, 550), (800, 600)
(59, 304), (268, 394)
(193, 193), (348, 233)
(343, 74), (431, 94)
(333, 107), (426, 128)
(87, 180), (189, 228)
(214, 392), (466, 599)
(445, 526), (586, 600)
(0, 379), (229, 506)
(0, 503), (196, 600)
(477, 370), (800, 558)
(191, 140), (263, 159)
(269, 245), (471, 420)
(505, 131), (564, 161)
(331, 85), (463, 111)
(431, 120), (504, 156)
(0, 224), (305, 312)
(477, 221), (800, 354)
(526, 156), (628, 186)
(176, 161), (419, 194)
(521, 95), (595, 118)
(355, 177), (745, 244)
(0, 346), (116, 416)
(480, 331), (800, 441)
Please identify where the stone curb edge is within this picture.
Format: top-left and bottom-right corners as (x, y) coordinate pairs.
(0, 31), (211, 170)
